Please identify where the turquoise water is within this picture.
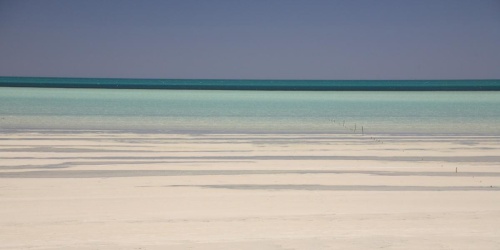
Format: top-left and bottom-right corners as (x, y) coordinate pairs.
(1, 87), (499, 134)
(1, 77), (500, 90)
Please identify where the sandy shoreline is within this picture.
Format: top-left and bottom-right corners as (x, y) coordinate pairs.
(1, 131), (500, 249)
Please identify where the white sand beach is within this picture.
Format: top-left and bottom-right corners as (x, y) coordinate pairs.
(3, 0), (500, 249)
(1, 132), (500, 249)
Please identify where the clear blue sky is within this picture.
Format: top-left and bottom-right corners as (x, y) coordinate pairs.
(1, 0), (499, 79)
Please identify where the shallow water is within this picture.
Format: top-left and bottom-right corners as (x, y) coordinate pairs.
(1, 87), (499, 134)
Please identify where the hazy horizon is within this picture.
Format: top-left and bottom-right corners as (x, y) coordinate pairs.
(1, 76), (500, 81)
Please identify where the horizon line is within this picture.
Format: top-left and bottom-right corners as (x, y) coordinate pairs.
(1, 76), (500, 81)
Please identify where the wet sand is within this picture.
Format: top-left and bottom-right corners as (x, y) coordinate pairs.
(1, 131), (500, 249)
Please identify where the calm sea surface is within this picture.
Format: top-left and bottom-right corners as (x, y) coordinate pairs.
(1, 77), (500, 90)
(1, 87), (499, 135)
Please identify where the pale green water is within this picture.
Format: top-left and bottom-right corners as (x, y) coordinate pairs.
(1, 87), (499, 134)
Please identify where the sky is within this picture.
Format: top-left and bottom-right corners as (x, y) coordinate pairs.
(0, 0), (499, 80)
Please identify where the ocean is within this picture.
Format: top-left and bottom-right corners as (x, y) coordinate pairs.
(1, 77), (500, 91)
(1, 79), (500, 135)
